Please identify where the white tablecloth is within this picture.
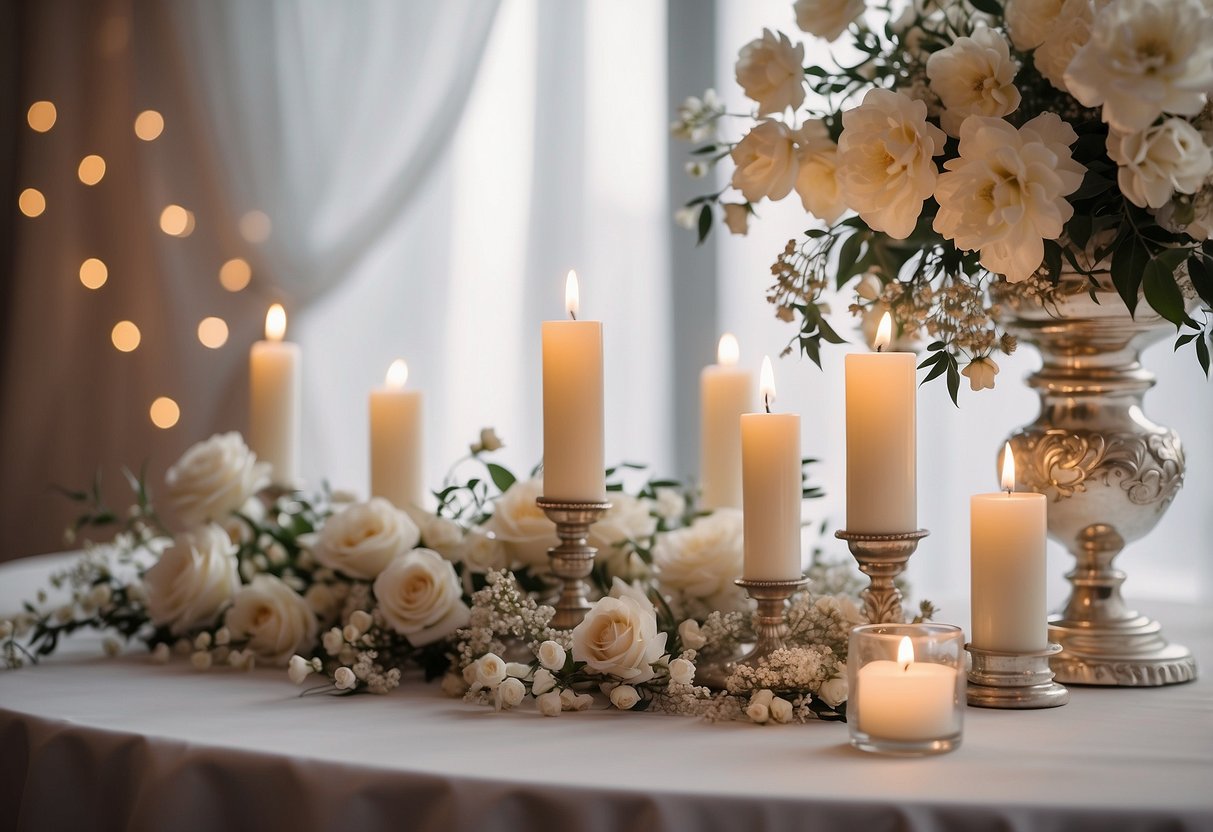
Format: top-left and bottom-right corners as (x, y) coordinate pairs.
(2, 553), (1211, 832)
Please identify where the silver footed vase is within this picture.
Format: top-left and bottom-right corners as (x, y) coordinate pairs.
(991, 277), (1197, 687)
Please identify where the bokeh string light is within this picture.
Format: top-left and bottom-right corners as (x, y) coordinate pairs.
(219, 257), (252, 292)
(77, 154), (106, 185)
(197, 317), (229, 349)
(79, 258), (108, 289)
(26, 101), (56, 132)
(133, 110), (164, 141)
(19, 188), (46, 217)
(110, 320), (141, 352)
(149, 397), (180, 429)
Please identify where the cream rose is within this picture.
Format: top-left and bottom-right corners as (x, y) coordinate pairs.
(1005, 0), (1067, 49)
(373, 548), (470, 647)
(1032, 0), (1107, 93)
(224, 575), (318, 666)
(143, 525), (240, 635)
(1109, 118), (1213, 209)
(308, 498), (421, 580)
(925, 28), (1021, 137)
(571, 583), (668, 683)
(165, 432), (269, 528)
(836, 89), (946, 239)
(735, 29), (807, 116)
(654, 510), (747, 614)
(482, 477), (557, 570)
(731, 120), (799, 203)
(819, 676), (849, 707)
(794, 120), (847, 224)
(793, 0), (866, 41)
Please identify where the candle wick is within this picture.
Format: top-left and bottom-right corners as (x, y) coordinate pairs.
(877, 344), (884, 353)
(569, 310), (577, 322)
(764, 396), (771, 414)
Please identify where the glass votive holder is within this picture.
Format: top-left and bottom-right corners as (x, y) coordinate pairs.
(847, 623), (965, 756)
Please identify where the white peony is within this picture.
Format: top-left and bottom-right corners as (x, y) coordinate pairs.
(1065, 0), (1213, 133)
(373, 548), (470, 646)
(654, 509), (746, 614)
(165, 432), (269, 528)
(307, 498), (420, 580)
(571, 582), (668, 683)
(609, 684), (641, 710)
(731, 120), (799, 203)
(143, 525), (240, 635)
(735, 29), (807, 115)
(794, 120), (847, 224)
(224, 575), (318, 666)
(723, 203), (750, 235)
(836, 89), (946, 239)
(962, 356), (1000, 391)
(482, 477), (557, 570)
(1108, 118), (1213, 208)
(933, 114), (1085, 282)
(925, 28), (1021, 137)
(793, 0), (866, 41)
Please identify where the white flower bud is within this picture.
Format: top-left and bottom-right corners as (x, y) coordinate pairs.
(497, 676), (526, 709)
(191, 651), (213, 670)
(746, 702), (770, 723)
(531, 668), (557, 696)
(685, 160), (708, 178)
(54, 605), (74, 624)
(573, 693), (594, 711)
(536, 690), (563, 716)
(103, 637), (121, 657)
(678, 619), (707, 650)
(0, 620), (12, 640)
(668, 657), (695, 686)
(474, 653), (508, 689)
(441, 672), (469, 697)
(194, 632), (212, 650)
(348, 610), (374, 634)
(750, 688), (775, 707)
(506, 662), (531, 678)
(770, 697), (794, 724)
(322, 627), (345, 656)
(334, 666), (358, 690)
(288, 655), (314, 685)
(343, 624), (361, 643)
(90, 584), (113, 609)
(478, 427), (504, 452)
(609, 684), (641, 710)
(560, 688), (578, 710)
(150, 642), (171, 664)
(537, 640), (566, 671)
(213, 627), (231, 646)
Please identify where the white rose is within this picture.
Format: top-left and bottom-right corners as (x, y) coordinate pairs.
(735, 29), (807, 116)
(731, 120), (799, 203)
(653, 488), (686, 522)
(496, 676), (526, 709)
(751, 688), (775, 707)
(288, 654), (314, 685)
(538, 640), (567, 671)
(373, 549), (470, 647)
(165, 432), (269, 528)
(934, 114), (1085, 282)
(309, 498), (420, 580)
(723, 203), (750, 235)
(793, 0), (866, 41)
(531, 667), (557, 695)
(770, 697), (795, 724)
(819, 676), (849, 707)
(537, 690), (563, 716)
(482, 477), (557, 570)
(143, 525), (240, 635)
(669, 657), (696, 686)
(794, 120), (847, 225)
(591, 493), (658, 578)
(962, 356), (1000, 391)
(1109, 119), (1213, 209)
(1032, 0), (1106, 93)
(837, 89), (946, 239)
(926, 29), (1021, 137)
(571, 590), (668, 683)
(654, 510), (747, 613)
(334, 666), (357, 691)
(224, 574), (318, 666)
(475, 652), (508, 690)
(452, 528), (508, 573)
(1065, 0), (1213, 133)
(609, 684), (641, 710)
(421, 515), (464, 559)
(678, 619), (708, 650)
(746, 702), (770, 723)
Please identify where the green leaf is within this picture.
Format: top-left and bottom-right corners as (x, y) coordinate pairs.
(1187, 255), (1213, 309)
(835, 231), (866, 287)
(921, 358), (949, 384)
(1068, 172), (1116, 201)
(1110, 236), (1146, 317)
(1197, 334), (1210, 377)
(945, 357), (961, 406)
(801, 335), (822, 368)
(1174, 332), (1198, 350)
(1143, 256), (1189, 326)
(815, 314), (848, 345)
(966, 0), (1003, 17)
(689, 144), (718, 155)
(486, 463), (516, 494)
(696, 204), (712, 245)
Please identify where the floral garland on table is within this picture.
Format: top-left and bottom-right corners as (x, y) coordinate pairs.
(0, 431), (930, 724)
(674, 0), (1213, 396)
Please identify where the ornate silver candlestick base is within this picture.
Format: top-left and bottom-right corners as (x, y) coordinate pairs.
(966, 643), (1070, 709)
(703, 577), (809, 692)
(535, 497), (611, 630)
(834, 529), (928, 624)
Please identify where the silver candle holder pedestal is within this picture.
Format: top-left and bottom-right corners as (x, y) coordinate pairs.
(965, 643), (1070, 709)
(697, 577), (810, 691)
(535, 497), (611, 630)
(835, 529), (929, 624)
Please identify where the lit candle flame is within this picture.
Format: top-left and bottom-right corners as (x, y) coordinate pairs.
(386, 359), (409, 390)
(897, 635), (914, 670)
(565, 270), (579, 320)
(717, 333), (739, 366)
(760, 355), (776, 412)
(265, 303), (287, 342)
(1001, 441), (1016, 494)
(874, 311), (893, 352)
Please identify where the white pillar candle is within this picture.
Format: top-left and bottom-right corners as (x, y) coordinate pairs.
(249, 303), (300, 487)
(740, 357), (802, 580)
(700, 333), (753, 510)
(856, 637), (958, 741)
(970, 443), (1048, 652)
(541, 271), (605, 501)
(845, 312), (916, 533)
(369, 359), (424, 511)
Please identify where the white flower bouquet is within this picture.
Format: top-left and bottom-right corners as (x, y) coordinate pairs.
(675, 0), (1213, 395)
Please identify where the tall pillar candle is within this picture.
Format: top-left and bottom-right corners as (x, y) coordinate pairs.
(740, 356), (802, 580)
(541, 271), (605, 501)
(700, 333), (753, 510)
(249, 303), (301, 487)
(845, 312), (916, 532)
(970, 444), (1048, 652)
(370, 359), (424, 511)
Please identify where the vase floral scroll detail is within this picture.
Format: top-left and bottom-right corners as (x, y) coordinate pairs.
(1012, 430), (1184, 508)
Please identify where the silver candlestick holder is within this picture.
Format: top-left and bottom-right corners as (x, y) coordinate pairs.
(965, 643), (1070, 709)
(834, 529), (929, 624)
(535, 497), (611, 630)
(699, 577), (810, 692)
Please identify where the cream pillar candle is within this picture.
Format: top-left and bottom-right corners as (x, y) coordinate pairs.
(740, 357), (802, 580)
(970, 443), (1048, 652)
(845, 312), (916, 532)
(369, 359), (424, 511)
(249, 303), (301, 487)
(541, 271), (605, 501)
(700, 333), (753, 510)
(856, 636), (958, 741)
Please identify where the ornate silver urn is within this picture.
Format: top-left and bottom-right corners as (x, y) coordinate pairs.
(992, 278), (1197, 686)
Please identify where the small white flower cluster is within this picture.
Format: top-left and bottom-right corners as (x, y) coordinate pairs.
(296, 609), (402, 695)
(670, 89), (724, 143)
(452, 571), (565, 675)
(184, 627), (257, 672)
(725, 645), (841, 700)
